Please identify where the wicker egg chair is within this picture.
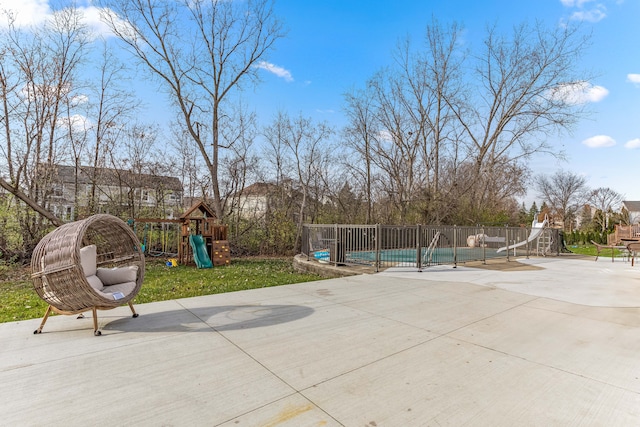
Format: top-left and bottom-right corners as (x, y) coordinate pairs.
(31, 214), (145, 336)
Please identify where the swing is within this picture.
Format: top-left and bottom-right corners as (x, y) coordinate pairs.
(30, 214), (145, 336)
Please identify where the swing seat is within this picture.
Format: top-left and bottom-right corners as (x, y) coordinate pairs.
(31, 214), (145, 336)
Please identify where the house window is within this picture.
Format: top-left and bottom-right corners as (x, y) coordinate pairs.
(52, 184), (63, 198)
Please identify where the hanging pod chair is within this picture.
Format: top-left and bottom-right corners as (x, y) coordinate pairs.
(31, 214), (145, 336)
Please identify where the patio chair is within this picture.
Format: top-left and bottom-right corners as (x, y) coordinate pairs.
(590, 240), (628, 262)
(627, 242), (640, 267)
(31, 214), (145, 336)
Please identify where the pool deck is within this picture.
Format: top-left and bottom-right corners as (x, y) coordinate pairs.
(2, 255), (639, 426)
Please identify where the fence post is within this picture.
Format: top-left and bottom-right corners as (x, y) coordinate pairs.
(333, 224), (338, 266)
(453, 225), (458, 268)
(304, 225), (310, 261)
(375, 224), (380, 272)
(416, 224), (422, 272)
(482, 226), (486, 264)
(506, 225), (510, 262)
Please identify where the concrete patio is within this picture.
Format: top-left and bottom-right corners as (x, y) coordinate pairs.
(2, 256), (639, 426)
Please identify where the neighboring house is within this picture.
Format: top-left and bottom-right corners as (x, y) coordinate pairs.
(233, 182), (279, 220)
(231, 181), (311, 223)
(46, 164), (183, 220)
(622, 201), (640, 225)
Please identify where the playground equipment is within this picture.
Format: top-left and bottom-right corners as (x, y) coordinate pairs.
(137, 221), (180, 257)
(497, 214), (549, 254)
(189, 234), (213, 268)
(133, 200), (230, 268)
(179, 200), (230, 267)
(30, 214), (144, 336)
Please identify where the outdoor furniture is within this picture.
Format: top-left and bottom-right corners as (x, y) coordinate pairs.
(590, 240), (628, 262)
(31, 214), (145, 336)
(626, 241), (640, 267)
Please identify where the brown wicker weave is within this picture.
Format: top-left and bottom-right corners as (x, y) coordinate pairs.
(31, 214), (145, 336)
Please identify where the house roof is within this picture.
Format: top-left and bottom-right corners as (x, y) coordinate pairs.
(51, 165), (183, 192)
(242, 182), (279, 196)
(623, 201), (640, 212)
(179, 199), (216, 220)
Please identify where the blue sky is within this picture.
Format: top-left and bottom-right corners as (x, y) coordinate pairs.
(2, 0), (639, 205)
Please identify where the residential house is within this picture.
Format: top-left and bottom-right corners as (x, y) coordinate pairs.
(622, 201), (640, 225)
(47, 164), (183, 220)
(232, 182), (279, 220)
(230, 181), (312, 223)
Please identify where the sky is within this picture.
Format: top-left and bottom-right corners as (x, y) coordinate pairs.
(1, 0), (639, 207)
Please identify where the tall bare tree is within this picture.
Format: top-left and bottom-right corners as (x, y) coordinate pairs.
(0, 7), (89, 252)
(343, 87), (377, 224)
(100, 0), (285, 221)
(589, 187), (622, 232)
(393, 18), (465, 223)
(536, 170), (588, 232)
(264, 112), (333, 248)
(451, 22), (590, 214)
(343, 19), (591, 225)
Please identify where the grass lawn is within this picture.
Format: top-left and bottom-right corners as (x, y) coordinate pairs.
(566, 244), (628, 258)
(0, 257), (325, 324)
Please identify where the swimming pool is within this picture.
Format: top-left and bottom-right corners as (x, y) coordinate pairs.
(303, 223), (559, 271)
(345, 246), (503, 266)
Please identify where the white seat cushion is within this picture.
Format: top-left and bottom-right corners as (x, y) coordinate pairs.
(97, 281), (136, 300)
(79, 245), (97, 277)
(97, 266), (138, 286)
(86, 274), (104, 292)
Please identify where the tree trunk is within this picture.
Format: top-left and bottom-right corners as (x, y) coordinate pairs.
(0, 178), (63, 227)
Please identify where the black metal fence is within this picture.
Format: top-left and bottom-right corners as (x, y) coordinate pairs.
(302, 224), (561, 272)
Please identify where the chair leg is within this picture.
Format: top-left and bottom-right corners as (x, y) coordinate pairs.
(33, 305), (53, 334)
(92, 307), (101, 336)
(128, 302), (139, 318)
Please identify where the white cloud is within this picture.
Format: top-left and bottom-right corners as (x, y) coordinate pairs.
(377, 130), (393, 142)
(582, 135), (616, 148)
(79, 6), (119, 38)
(58, 114), (91, 132)
(255, 61), (293, 82)
(71, 94), (89, 105)
(569, 7), (607, 22)
(0, 0), (119, 38)
(560, 0), (596, 6)
(624, 138), (640, 149)
(560, 0), (609, 23)
(548, 81), (609, 104)
(627, 74), (640, 86)
(0, 0), (50, 27)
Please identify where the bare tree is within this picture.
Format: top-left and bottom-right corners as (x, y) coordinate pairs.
(219, 103), (260, 235)
(588, 187), (622, 231)
(342, 20), (591, 225)
(170, 123), (206, 202)
(84, 41), (140, 214)
(363, 70), (424, 224)
(451, 22), (591, 214)
(536, 170), (588, 232)
(263, 112), (333, 248)
(393, 18), (465, 223)
(343, 87), (377, 224)
(0, 7), (90, 252)
(100, 0), (285, 221)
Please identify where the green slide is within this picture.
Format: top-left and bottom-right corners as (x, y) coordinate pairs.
(189, 234), (213, 268)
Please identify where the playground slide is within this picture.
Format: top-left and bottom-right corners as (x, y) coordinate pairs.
(496, 216), (549, 253)
(189, 234), (213, 268)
